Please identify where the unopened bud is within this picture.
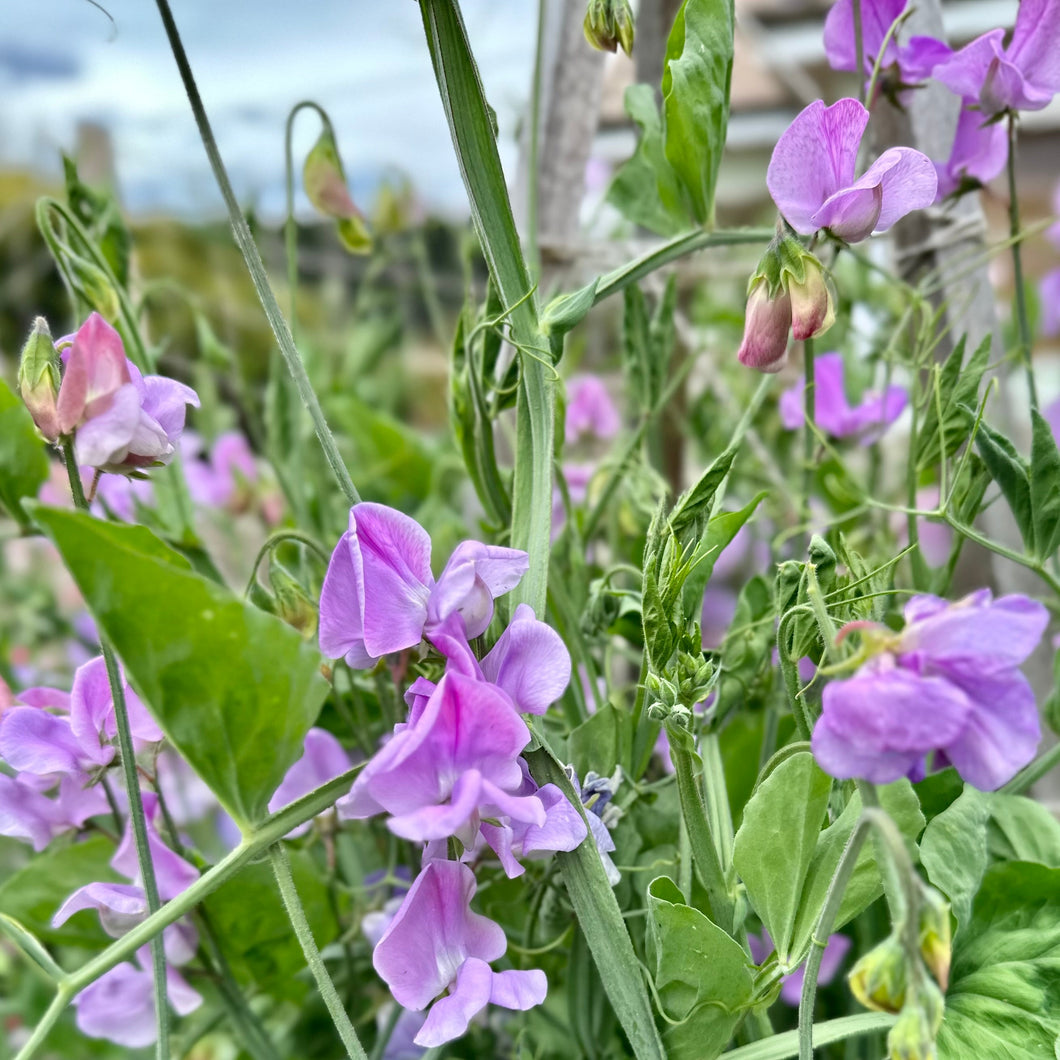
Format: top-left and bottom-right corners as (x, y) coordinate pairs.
(303, 125), (372, 255)
(583, 0), (634, 55)
(269, 562), (318, 638)
(68, 254), (121, 321)
(887, 982), (944, 1060)
(917, 887), (952, 992)
(788, 256), (836, 341)
(849, 934), (908, 1014)
(736, 277), (792, 374)
(18, 317), (61, 441)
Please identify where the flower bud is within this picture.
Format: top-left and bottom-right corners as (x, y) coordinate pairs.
(303, 125), (372, 255)
(788, 256), (836, 341)
(269, 562), (319, 639)
(583, 0), (634, 56)
(18, 317), (61, 441)
(849, 934), (908, 1014)
(917, 887), (952, 992)
(887, 982), (944, 1060)
(736, 277), (792, 373)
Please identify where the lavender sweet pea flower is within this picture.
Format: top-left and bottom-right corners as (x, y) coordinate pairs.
(932, 0), (1060, 115)
(1040, 269), (1060, 339)
(56, 313), (199, 471)
(267, 727), (353, 837)
(182, 430), (258, 508)
(779, 352), (907, 442)
(73, 960), (201, 1048)
(0, 772), (109, 850)
(338, 672), (545, 846)
(319, 503), (528, 668)
(813, 590), (1048, 790)
(565, 374), (621, 444)
(748, 929), (851, 1005)
(767, 99), (937, 243)
(373, 860), (547, 1047)
(934, 107), (1009, 199)
(111, 793), (199, 901)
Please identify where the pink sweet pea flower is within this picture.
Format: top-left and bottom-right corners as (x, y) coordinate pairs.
(56, 314), (199, 472)
(932, 0), (1060, 116)
(934, 107), (1009, 199)
(779, 352), (907, 442)
(565, 374), (621, 444)
(1040, 270), (1060, 339)
(373, 860), (547, 1047)
(267, 727), (353, 837)
(767, 99), (937, 243)
(319, 503), (528, 668)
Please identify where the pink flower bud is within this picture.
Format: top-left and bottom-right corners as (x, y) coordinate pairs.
(737, 278), (792, 373)
(303, 126), (372, 255)
(18, 317), (62, 441)
(789, 257), (836, 341)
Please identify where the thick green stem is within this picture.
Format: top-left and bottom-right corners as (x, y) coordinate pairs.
(801, 338), (816, 545)
(268, 845), (368, 1060)
(13, 766), (361, 1060)
(726, 1013), (893, 1060)
(1007, 111), (1038, 410)
(153, 0), (359, 507)
(667, 724), (734, 934)
(1002, 740), (1060, 794)
(60, 437), (169, 1057)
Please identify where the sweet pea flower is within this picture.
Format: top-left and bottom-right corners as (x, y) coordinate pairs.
(812, 590), (1048, 790)
(0, 772), (109, 850)
(373, 860), (547, 1047)
(933, 107), (1009, 199)
(111, 793), (200, 901)
(56, 313), (199, 471)
(268, 727), (353, 837)
(823, 0), (949, 85)
(779, 352), (907, 442)
(1040, 270), (1060, 339)
(319, 503), (528, 668)
(932, 0), (1060, 116)
(565, 374), (620, 444)
(182, 430), (258, 508)
(338, 671), (546, 847)
(767, 99), (937, 243)
(749, 929), (852, 1005)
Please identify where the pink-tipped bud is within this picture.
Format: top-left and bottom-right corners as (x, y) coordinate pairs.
(789, 256), (836, 341)
(18, 317), (62, 441)
(303, 126), (373, 255)
(737, 278), (792, 373)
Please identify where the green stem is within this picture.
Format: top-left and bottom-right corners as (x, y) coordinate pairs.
(666, 724), (734, 934)
(526, 0), (546, 277)
(13, 766), (361, 1060)
(725, 1014), (893, 1060)
(60, 436), (170, 1057)
(777, 607), (814, 741)
(946, 517), (1060, 596)
(698, 732), (734, 873)
(1006, 110), (1038, 411)
(153, 0), (359, 507)
(243, 529), (331, 597)
(268, 845), (368, 1060)
(1001, 740), (1060, 794)
(801, 338), (816, 545)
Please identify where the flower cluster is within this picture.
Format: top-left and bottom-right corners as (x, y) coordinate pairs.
(813, 590), (1048, 790)
(319, 502), (589, 1046)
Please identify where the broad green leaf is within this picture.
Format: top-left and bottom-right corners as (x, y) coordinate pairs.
(662, 0), (734, 226)
(790, 780), (924, 959)
(204, 850), (337, 996)
(915, 335), (989, 472)
(974, 417), (1034, 554)
(568, 702), (633, 778)
(646, 876), (754, 1059)
(920, 785), (990, 929)
(670, 442), (739, 542)
(1030, 408), (1060, 561)
(0, 836), (120, 951)
(32, 505), (329, 827)
(937, 862), (1060, 1059)
(0, 378), (48, 527)
(733, 751), (832, 964)
(987, 793), (1060, 867)
(606, 84), (690, 236)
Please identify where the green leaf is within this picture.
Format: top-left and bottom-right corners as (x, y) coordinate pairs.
(31, 505), (329, 827)
(669, 441), (738, 542)
(1030, 408), (1060, 561)
(542, 279), (598, 340)
(568, 702), (633, 778)
(662, 0), (734, 226)
(973, 417), (1035, 554)
(646, 876), (754, 1059)
(916, 336), (989, 472)
(204, 850), (337, 996)
(733, 751), (832, 964)
(0, 378), (49, 527)
(790, 780), (924, 959)
(987, 793), (1060, 868)
(937, 862), (1060, 1059)
(63, 154), (132, 288)
(0, 837), (120, 951)
(920, 785), (991, 930)
(606, 84), (690, 236)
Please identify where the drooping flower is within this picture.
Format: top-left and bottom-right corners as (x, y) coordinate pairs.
(55, 313), (199, 471)
(779, 352), (907, 442)
(318, 503), (528, 668)
(372, 860), (547, 1047)
(932, 0), (1060, 116)
(303, 124), (373, 254)
(933, 106), (1009, 199)
(767, 99), (937, 243)
(812, 590), (1048, 789)
(565, 375), (621, 444)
